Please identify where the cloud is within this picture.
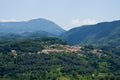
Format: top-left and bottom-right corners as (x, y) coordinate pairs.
(71, 19), (81, 26)
(71, 18), (97, 27)
(82, 19), (97, 25)
(0, 19), (19, 22)
(65, 19), (97, 30)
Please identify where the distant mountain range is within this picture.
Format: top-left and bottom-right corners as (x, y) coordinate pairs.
(61, 20), (120, 47)
(0, 18), (120, 47)
(0, 18), (65, 36)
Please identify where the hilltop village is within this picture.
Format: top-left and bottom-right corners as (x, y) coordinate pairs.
(37, 44), (103, 57)
(38, 45), (82, 54)
(10, 44), (103, 57)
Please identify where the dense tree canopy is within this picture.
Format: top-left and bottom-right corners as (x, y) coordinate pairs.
(0, 37), (120, 80)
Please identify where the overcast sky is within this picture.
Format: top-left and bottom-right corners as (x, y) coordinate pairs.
(0, 0), (120, 30)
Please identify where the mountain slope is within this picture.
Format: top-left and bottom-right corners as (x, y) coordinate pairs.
(0, 37), (68, 53)
(0, 18), (65, 35)
(0, 31), (56, 42)
(21, 31), (56, 38)
(61, 20), (120, 46)
(0, 39), (120, 79)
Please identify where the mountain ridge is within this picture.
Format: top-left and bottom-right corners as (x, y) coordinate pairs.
(0, 18), (65, 35)
(61, 20), (120, 47)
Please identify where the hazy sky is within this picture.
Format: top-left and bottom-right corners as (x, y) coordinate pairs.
(0, 0), (120, 30)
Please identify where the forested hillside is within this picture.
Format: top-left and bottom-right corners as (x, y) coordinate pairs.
(0, 37), (120, 80)
(61, 20), (120, 47)
(0, 37), (68, 53)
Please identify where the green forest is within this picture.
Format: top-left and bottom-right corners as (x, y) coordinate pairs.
(0, 37), (120, 80)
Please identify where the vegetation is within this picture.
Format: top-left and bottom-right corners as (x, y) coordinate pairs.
(0, 37), (68, 53)
(61, 20), (120, 47)
(0, 37), (120, 80)
(0, 51), (120, 80)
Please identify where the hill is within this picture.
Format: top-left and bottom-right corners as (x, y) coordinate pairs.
(0, 18), (65, 35)
(0, 37), (120, 80)
(0, 37), (68, 53)
(61, 20), (120, 47)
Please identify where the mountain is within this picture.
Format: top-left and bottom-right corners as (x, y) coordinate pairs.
(0, 33), (23, 42)
(61, 20), (120, 46)
(0, 31), (56, 42)
(0, 18), (65, 35)
(21, 30), (56, 38)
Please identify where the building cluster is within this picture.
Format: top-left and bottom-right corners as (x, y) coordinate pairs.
(38, 45), (81, 54)
(91, 49), (102, 57)
(10, 44), (103, 57)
